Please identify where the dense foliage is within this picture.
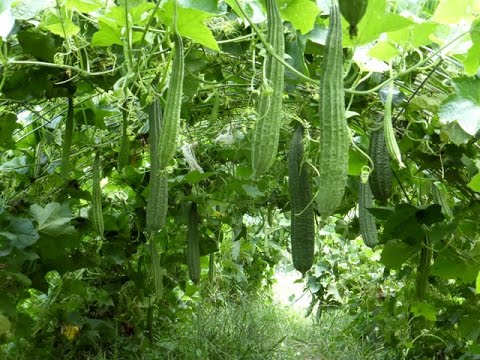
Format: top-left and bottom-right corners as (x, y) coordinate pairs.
(1, 0), (480, 359)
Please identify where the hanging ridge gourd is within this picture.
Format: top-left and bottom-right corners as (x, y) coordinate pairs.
(158, 29), (184, 170)
(383, 81), (405, 168)
(369, 123), (393, 202)
(187, 202), (201, 284)
(315, 2), (349, 216)
(289, 125), (315, 274)
(146, 98), (169, 234)
(251, 0), (285, 178)
(339, 0), (368, 38)
(358, 179), (378, 248)
(60, 96), (74, 178)
(92, 149), (104, 238)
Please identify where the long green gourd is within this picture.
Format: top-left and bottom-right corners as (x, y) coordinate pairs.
(92, 149), (104, 238)
(158, 30), (184, 170)
(358, 180), (378, 248)
(187, 202), (201, 284)
(251, 0), (285, 178)
(369, 124), (393, 202)
(289, 125), (315, 274)
(315, 2), (349, 216)
(146, 98), (168, 234)
(60, 96), (74, 178)
(383, 80), (405, 168)
(146, 97), (168, 300)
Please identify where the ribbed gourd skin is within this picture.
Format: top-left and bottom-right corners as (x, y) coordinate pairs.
(146, 98), (168, 234)
(187, 202), (201, 284)
(251, 0), (285, 178)
(315, 3), (349, 217)
(289, 125), (315, 275)
(158, 32), (184, 170)
(369, 125), (393, 202)
(358, 180), (378, 248)
(92, 150), (104, 238)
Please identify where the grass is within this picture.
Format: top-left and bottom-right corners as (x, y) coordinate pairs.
(148, 295), (387, 360)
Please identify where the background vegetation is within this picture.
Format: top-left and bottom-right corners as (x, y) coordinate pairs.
(0, 0), (479, 359)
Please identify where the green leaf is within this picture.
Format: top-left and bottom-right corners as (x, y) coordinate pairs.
(368, 41), (400, 61)
(91, 21), (122, 46)
(160, 1), (219, 51)
(30, 202), (75, 237)
(11, 0), (51, 20)
(278, 0), (318, 34)
(388, 22), (438, 49)
(285, 29), (310, 85)
(463, 19), (480, 75)
(411, 302), (437, 321)
(17, 29), (58, 62)
(439, 77), (480, 137)
(65, 0), (103, 13)
(430, 251), (479, 283)
(41, 10), (80, 37)
(467, 173), (480, 192)
(431, 0), (478, 24)
(0, 112), (20, 149)
(347, 0), (413, 46)
(183, 171), (214, 184)
(380, 240), (421, 269)
(242, 185), (264, 199)
(348, 149), (368, 176)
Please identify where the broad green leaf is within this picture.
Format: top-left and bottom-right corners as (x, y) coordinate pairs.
(30, 202), (75, 237)
(431, 251), (479, 283)
(0, 112), (20, 149)
(17, 29), (58, 62)
(348, 149), (368, 176)
(368, 41), (400, 61)
(65, 0), (102, 13)
(242, 185), (264, 199)
(278, 0), (318, 34)
(91, 21), (122, 46)
(160, 1), (219, 51)
(463, 19), (480, 75)
(42, 10), (80, 37)
(439, 77), (480, 137)
(177, 0), (218, 13)
(467, 173), (480, 192)
(380, 240), (421, 269)
(388, 22), (438, 49)
(345, 0), (413, 46)
(285, 29), (310, 85)
(442, 121), (471, 145)
(183, 171), (214, 184)
(11, 0), (54, 20)
(411, 302), (437, 321)
(431, 0), (479, 24)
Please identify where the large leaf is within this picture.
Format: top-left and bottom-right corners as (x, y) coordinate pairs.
(439, 77), (480, 137)
(159, 0), (219, 51)
(0, 216), (39, 257)
(430, 247), (480, 283)
(278, 0), (318, 34)
(30, 202), (76, 238)
(0, 112), (20, 149)
(380, 240), (421, 269)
